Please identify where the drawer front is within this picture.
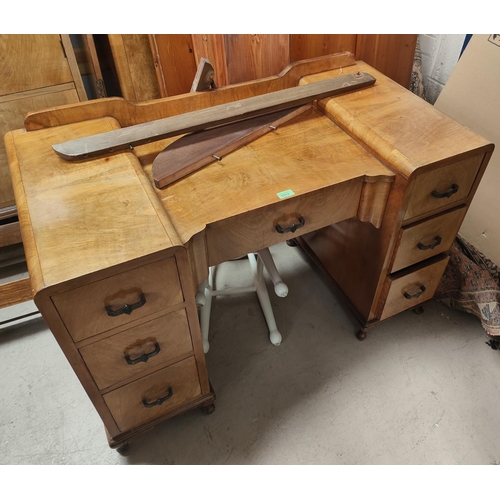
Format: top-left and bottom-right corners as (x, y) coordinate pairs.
(404, 154), (482, 220)
(53, 258), (183, 342)
(206, 180), (362, 265)
(103, 356), (201, 431)
(391, 206), (467, 273)
(380, 256), (449, 321)
(80, 309), (193, 390)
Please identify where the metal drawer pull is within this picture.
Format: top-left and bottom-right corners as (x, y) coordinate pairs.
(125, 342), (161, 365)
(431, 184), (458, 199)
(105, 293), (146, 317)
(403, 285), (426, 300)
(142, 387), (173, 408)
(417, 235), (442, 251)
(275, 216), (305, 234)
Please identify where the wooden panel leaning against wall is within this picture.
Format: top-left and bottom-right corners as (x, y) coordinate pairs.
(0, 34), (87, 310)
(107, 35), (161, 101)
(0, 35), (86, 215)
(146, 34), (417, 98)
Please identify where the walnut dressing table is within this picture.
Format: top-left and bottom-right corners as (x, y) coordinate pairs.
(5, 53), (493, 449)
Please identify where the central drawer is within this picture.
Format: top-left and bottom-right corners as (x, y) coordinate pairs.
(205, 180), (362, 265)
(52, 257), (183, 342)
(80, 309), (193, 390)
(103, 356), (202, 431)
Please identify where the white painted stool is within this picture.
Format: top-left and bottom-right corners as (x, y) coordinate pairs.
(196, 248), (288, 353)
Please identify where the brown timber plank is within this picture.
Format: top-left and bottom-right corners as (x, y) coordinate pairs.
(0, 277), (32, 308)
(53, 71), (375, 161)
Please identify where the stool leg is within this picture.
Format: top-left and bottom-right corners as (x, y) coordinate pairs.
(248, 253), (282, 346)
(257, 248), (288, 297)
(199, 269), (214, 354)
(196, 279), (207, 306)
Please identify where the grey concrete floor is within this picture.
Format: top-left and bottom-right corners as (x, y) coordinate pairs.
(1, 242), (500, 465)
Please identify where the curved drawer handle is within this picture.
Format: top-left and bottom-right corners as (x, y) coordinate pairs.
(417, 235), (442, 251)
(105, 293), (146, 317)
(403, 285), (426, 300)
(275, 216), (305, 234)
(431, 184), (458, 199)
(125, 342), (161, 365)
(142, 387), (173, 408)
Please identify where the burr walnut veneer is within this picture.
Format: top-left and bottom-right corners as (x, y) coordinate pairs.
(5, 54), (493, 448)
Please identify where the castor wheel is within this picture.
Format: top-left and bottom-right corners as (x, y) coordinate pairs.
(356, 329), (367, 341)
(286, 239), (298, 247)
(202, 403), (216, 415)
(116, 443), (130, 455)
(413, 306), (424, 315)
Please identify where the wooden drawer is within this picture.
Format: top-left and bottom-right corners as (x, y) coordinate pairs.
(52, 258), (183, 342)
(391, 206), (467, 273)
(206, 180), (362, 265)
(380, 256), (449, 321)
(103, 356), (201, 431)
(404, 154), (483, 221)
(80, 309), (193, 390)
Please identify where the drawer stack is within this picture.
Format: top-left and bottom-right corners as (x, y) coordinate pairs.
(379, 153), (484, 320)
(6, 118), (215, 449)
(297, 62), (494, 338)
(50, 254), (213, 443)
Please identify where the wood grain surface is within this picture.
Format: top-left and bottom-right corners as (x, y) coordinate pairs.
(148, 35), (197, 97)
(142, 106), (394, 250)
(391, 206), (468, 272)
(103, 356), (201, 431)
(0, 35), (73, 95)
(305, 62), (492, 178)
(108, 35), (160, 102)
(380, 256), (449, 320)
(291, 34), (357, 61)
(6, 118), (179, 291)
(80, 309), (193, 390)
(152, 105), (311, 188)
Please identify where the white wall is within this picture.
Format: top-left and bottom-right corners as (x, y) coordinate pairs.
(418, 34), (466, 104)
